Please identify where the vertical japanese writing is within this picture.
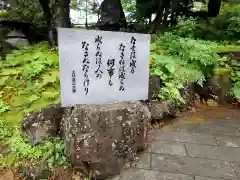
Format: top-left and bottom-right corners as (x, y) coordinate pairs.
(130, 36), (137, 74)
(82, 41), (90, 95)
(72, 70), (76, 93)
(94, 35), (103, 79)
(107, 58), (115, 86)
(118, 43), (126, 91)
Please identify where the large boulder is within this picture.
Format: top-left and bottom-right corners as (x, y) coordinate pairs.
(62, 101), (151, 179)
(21, 104), (64, 145)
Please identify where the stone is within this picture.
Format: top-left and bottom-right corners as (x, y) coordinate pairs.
(131, 153), (151, 170)
(207, 74), (232, 104)
(206, 99), (219, 106)
(194, 176), (225, 180)
(62, 101), (151, 179)
(148, 75), (162, 100)
(193, 82), (218, 104)
(151, 154), (238, 179)
(179, 84), (196, 110)
(21, 104), (64, 145)
(20, 165), (51, 180)
(190, 123), (240, 136)
(185, 143), (240, 162)
(167, 121), (200, 132)
(0, 40), (18, 61)
(215, 135), (240, 147)
(151, 141), (187, 156)
(6, 30), (29, 47)
(194, 73), (232, 104)
(148, 100), (179, 120)
(119, 169), (194, 180)
(153, 131), (217, 145)
(230, 162), (240, 177)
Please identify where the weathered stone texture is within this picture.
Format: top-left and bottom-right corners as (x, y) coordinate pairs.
(148, 100), (179, 120)
(21, 104), (64, 145)
(62, 101), (151, 179)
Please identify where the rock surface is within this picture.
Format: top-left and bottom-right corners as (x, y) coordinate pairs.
(148, 100), (179, 120)
(6, 30), (29, 47)
(179, 84), (196, 110)
(21, 104), (64, 145)
(148, 75), (162, 100)
(211, 74), (232, 103)
(62, 101), (151, 179)
(194, 73), (232, 104)
(21, 165), (51, 180)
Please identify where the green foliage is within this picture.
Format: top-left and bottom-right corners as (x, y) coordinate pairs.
(151, 33), (222, 103)
(171, 18), (197, 38)
(122, 0), (136, 21)
(4, 129), (69, 169)
(0, 126), (69, 168)
(0, 119), (12, 140)
(228, 59), (240, 100)
(0, 91), (10, 114)
(0, 0), (46, 36)
(0, 42), (64, 169)
(172, 3), (240, 42)
(198, 3), (240, 41)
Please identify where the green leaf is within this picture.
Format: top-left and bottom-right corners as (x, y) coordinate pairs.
(165, 64), (176, 73)
(42, 91), (59, 100)
(150, 43), (157, 51)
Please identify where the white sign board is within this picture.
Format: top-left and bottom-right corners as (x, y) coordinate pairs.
(58, 28), (150, 107)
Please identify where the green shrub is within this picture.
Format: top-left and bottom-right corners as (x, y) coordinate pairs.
(151, 33), (222, 103)
(172, 3), (240, 42)
(171, 18), (197, 38)
(0, 42), (64, 169)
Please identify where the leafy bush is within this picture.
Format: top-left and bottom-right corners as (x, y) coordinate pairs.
(198, 4), (240, 41)
(151, 33), (222, 103)
(171, 18), (197, 38)
(0, 125), (69, 168)
(172, 4), (240, 42)
(227, 59), (240, 100)
(2, 129), (69, 169)
(0, 42), (64, 169)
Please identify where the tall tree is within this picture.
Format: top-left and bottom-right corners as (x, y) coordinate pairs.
(38, 0), (71, 47)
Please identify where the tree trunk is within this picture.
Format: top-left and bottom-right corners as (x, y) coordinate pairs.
(39, 0), (71, 47)
(148, 15), (152, 27)
(39, 0), (55, 47)
(52, 0), (71, 28)
(150, 0), (171, 33)
(208, 0), (221, 17)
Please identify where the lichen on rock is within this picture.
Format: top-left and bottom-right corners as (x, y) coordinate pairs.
(62, 101), (151, 179)
(21, 103), (64, 145)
